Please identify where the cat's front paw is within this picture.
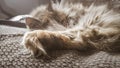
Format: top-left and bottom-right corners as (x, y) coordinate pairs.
(22, 31), (47, 58)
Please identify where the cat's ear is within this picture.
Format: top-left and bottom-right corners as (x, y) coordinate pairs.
(25, 17), (42, 30)
(46, 0), (54, 12)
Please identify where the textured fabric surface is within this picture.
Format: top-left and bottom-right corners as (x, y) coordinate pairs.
(0, 25), (120, 68)
(0, 25), (27, 34)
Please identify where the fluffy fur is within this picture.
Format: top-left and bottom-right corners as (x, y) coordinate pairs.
(22, 1), (120, 58)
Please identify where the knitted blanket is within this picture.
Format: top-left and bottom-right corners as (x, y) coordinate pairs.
(0, 25), (120, 68)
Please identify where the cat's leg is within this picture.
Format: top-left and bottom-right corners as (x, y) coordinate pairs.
(22, 30), (82, 57)
(80, 26), (120, 51)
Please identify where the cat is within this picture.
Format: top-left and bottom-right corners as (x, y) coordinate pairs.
(22, 1), (120, 58)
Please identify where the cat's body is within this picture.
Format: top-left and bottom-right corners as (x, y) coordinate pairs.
(22, 1), (120, 58)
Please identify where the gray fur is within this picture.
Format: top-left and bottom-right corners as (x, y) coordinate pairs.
(22, 2), (120, 57)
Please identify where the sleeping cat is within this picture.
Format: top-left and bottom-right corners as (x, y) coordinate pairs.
(22, 1), (120, 58)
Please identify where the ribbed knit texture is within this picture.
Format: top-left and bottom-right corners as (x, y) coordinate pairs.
(0, 25), (120, 68)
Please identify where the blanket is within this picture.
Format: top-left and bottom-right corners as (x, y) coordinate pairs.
(0, 25), (120, 68)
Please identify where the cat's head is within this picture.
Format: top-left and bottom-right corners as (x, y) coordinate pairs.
(25, 1), (69, 31)
(13, 1), (85, 31)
